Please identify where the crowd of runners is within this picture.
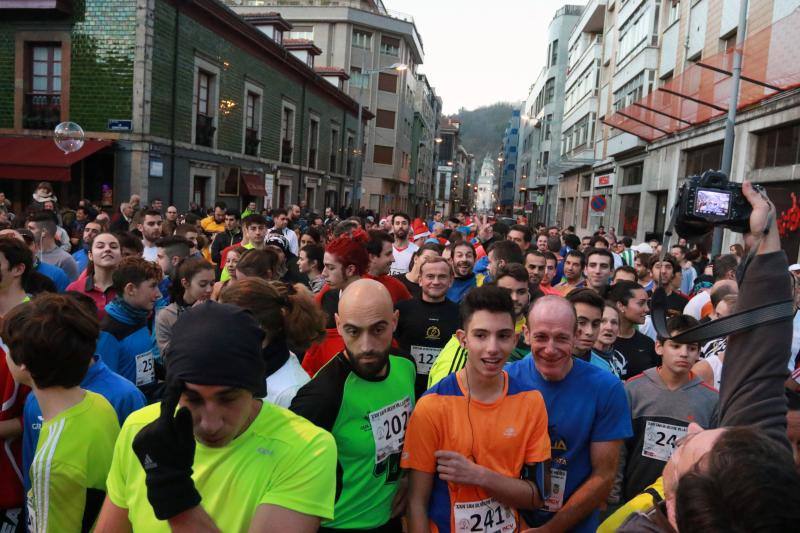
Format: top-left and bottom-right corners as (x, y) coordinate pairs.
(0, 180), (799, 532)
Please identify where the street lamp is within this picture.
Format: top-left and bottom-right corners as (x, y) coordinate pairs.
(353, 62), (408, 212)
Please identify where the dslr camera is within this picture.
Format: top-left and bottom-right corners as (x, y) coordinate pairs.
(674, 170), (759, 240)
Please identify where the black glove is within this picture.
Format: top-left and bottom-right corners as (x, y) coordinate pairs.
(132, 380), (201, 520)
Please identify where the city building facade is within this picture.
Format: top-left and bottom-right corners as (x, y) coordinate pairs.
(515, 4), (584, 224)
(228, 0), (426, 214)
(515, 0), (800, 260)
(0, 0), (365, 215)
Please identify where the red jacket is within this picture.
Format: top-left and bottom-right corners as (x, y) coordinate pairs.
(0, 340), (29, 508)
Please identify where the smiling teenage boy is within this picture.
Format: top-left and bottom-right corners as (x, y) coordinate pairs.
(617, 315), (718, 501)
(403, 285), (550, 533)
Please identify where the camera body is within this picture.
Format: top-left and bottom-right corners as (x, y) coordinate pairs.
(674, 170), (758, 240)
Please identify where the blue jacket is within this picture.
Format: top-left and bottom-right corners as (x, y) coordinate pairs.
(447, 275), (477, 303)
(36, 261), (69, 292)
(21, 355), (145, 491)
(97, 301), (159, 389)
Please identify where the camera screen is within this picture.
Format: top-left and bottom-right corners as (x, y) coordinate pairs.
(695, 189), (731, 217)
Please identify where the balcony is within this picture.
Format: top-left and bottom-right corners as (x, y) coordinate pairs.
(195, 114), (216, 148)
(281, 139), (293, 164)
(244, 128), (260, 156)
(23, 93), (60, 130)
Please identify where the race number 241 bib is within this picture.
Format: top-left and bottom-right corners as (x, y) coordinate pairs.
(369, 397), (411, 463)
(454, 498), (516, 533)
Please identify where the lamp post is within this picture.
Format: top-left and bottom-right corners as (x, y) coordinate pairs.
(353, 62), (407, 213)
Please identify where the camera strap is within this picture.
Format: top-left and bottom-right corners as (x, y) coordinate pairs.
(651, 196), (793, 344)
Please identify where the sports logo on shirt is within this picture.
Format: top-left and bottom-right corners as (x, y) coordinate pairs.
(425, 326), (441, 341)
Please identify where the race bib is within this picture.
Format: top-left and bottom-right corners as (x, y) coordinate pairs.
(410, 345), (441, 375)
(369, 397), (411, 463)
(543, 467), (567, 512)
(642, 420), (687, 462)
(135, 351), (155, 386)
(454, 497), (516, 533)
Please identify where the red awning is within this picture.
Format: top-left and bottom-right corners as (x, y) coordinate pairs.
(241, 172), (266, 196)
(0, 137), (113, 182)
(603, 7), (800, 142)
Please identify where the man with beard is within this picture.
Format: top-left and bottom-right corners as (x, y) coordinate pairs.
(446, 241), (477, 303)
(291, 279), (415, 532)
(395, 256), (460, 397)
(137, 210), (163, 262)
(648, 254), (688, 315)
(557, 250), (586, 296)
(390, 213), (418, 275)
(495, 264), (533, 362)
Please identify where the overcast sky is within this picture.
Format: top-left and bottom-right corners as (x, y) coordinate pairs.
(383, 0), (578, 114)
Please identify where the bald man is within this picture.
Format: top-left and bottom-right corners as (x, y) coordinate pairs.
(506, 296), (632, 533)
(291, 279), (416, 532)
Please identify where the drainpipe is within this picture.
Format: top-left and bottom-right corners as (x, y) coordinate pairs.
(168, 2), (180, 206)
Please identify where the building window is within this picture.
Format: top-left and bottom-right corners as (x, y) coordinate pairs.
(374, 145), (394, 165)
(755, 123), (800, 168)
(308, 117), (319, 169)
(24, 43), (62, 130)
(581, 174), (591, 192)
(353, 30), (372, 49)
(195, 69), (216, 147)
(550, 39), (559, 66)
(613, 70), (654, 111)
(376, 109), (396, 129)
(378, 72), (398, 93)
(287, 25), (313, 40)
(617, 3), (658, 64)
(544, 114), (552, 140)
(380, 36), (400, 56)
(685, 142), (723, 176)
(621, 162), (643, 186)
(544, 77), (555, 105)
(281, 104), (295, 164)
(668, 0), (680, 25)
(330, 127), (340, 172)
(244, 91), (260, 156)
(349, 67), (368, 89)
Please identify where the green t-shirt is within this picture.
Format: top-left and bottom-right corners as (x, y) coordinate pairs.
(106, 400), (337, 531)
(290, 353), (416, 529)
(27, 390), (120, 532)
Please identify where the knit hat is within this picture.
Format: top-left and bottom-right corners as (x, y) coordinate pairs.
(166, 302), (266, 397)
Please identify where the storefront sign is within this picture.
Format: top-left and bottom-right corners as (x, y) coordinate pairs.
(108, 119), (132, 132)
(149, 158), (163, 177)
(594, 173), (615, 188)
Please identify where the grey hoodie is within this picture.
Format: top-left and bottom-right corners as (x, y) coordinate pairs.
(619, 367), (718, 500)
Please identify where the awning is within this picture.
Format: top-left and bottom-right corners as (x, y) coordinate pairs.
(241, 172), (266, 196)
(603, 7), (800, 142)
(0, 137), (113, 182)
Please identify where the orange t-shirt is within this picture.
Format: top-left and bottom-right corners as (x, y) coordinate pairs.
(401, 371), (550, 533)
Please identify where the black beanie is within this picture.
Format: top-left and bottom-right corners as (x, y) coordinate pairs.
(166, 301), (267, 397)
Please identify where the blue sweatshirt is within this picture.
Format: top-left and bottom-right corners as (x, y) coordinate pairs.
(97, 300), (159, 390)
(447, 274), (477, 303)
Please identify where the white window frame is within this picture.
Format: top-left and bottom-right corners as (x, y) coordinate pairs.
(192, 56), (220, 148)
(242, 81), (263, 156)
(190, 165), (217, 207)
(353, 29), (372, 49)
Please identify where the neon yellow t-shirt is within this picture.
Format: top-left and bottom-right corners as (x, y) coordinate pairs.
(106, 400), (337, 532)
(597, 477), (665, 532)
(28, 390), (120, 532)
